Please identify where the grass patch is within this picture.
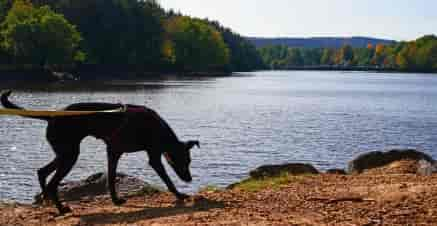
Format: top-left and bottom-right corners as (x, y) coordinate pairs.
(199, 185), (222, 193)
(127, 184), (162, 197)
(231, 173), (311, 192)
(0, 201), (19, 208)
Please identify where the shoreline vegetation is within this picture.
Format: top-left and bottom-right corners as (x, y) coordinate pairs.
(0, 0), (263, 81)
(0, 66), (435, 84)
(258, 35), (437, 73)
(0, 1), (435, 82)
(1, 149), (437, 225)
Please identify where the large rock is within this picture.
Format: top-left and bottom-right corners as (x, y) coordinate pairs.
(348, 149), (435, 175)
(34, 172), (160, 204)
(249, 163), (319, 179)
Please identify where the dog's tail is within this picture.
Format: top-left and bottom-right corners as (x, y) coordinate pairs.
(1, 90), (23, 110)
(1, 90), (51, 120)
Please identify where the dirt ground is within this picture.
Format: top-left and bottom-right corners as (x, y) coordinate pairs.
(2, 161), (437, 226)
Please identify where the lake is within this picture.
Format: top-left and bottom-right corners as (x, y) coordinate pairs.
(1, 71), (437, 203)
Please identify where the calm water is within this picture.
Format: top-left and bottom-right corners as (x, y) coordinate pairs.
(1, 71), (437, 202)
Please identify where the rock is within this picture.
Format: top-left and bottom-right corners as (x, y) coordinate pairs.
(249, 163), (319, 179)
(362, 160), (422, 175)
(416, 159), (435, 176)
(0, 201), (19, 208)
(34, 172), (160, 204)
(348, 149), (435, 174)
(325, 168), (347, 175)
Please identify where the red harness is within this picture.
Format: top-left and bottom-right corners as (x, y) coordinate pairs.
(105, 105), (146, 145)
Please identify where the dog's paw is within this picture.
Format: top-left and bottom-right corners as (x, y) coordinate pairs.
(112, 198), (127, 206)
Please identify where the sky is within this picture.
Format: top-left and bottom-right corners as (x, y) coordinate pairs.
(159, 0), (437, 41)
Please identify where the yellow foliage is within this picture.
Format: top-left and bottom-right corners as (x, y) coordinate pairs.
(162, 39), (175, 63)
(375, 44), (385, 54)
(163, 16), (230, 70)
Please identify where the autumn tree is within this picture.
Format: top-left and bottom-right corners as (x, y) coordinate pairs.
(371, 44), (385, 65)
(165, 16), (230, 71)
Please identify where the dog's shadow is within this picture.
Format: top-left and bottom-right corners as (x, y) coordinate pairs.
(78, 197), (226, 225)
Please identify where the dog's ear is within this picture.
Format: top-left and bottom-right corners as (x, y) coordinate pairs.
(185, 140), (200, 150)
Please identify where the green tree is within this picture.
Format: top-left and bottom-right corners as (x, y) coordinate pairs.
(207, 20), (264, 71)
(1, 0), (84, 68)
(426, 43), (437, 70)
(415, 35), (437, 71)
(320, 48), (334, 65)
(165, 16), (229, 71)
(352, 47), (374, 66)
(339, 45), (354, 65)
(258, 45), (290, 69)
(36, 0), (165, 70)
(285, 48), (304, 66)
(301, 48), (322, 65)
(394, 35), (437, 71)
(0, 0), (12, 22)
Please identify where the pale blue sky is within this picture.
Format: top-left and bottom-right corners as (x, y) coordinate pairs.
(159, 0), (436, 41)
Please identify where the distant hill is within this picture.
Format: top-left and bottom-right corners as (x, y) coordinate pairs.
(247, 37), (397, 49)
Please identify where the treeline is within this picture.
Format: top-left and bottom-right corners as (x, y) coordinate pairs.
(259, 35), (437, 72)
(249, 37), (395, 49)
(0, 0), (264, 79)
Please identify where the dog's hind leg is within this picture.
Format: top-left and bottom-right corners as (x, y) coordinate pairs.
(107, 150), (125, 205)
(45, 143), (80, 214)
(37, 158), (57, 199)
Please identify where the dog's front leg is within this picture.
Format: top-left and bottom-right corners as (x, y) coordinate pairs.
(149, 156), (189, 200)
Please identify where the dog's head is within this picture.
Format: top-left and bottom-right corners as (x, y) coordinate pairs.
(164, 140), (199, 182)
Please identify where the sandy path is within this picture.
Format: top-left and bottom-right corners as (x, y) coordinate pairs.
(2, 172), (437, 226)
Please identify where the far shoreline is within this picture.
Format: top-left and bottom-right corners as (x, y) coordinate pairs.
(267, 66), (437, 74)
(0, 67), (436, 84)
(0, 68), (234, 82)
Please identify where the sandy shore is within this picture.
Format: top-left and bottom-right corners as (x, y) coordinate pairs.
(1, 160), (437, 225)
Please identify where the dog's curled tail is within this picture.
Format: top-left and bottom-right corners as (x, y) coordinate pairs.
(1, 90), (50, 120)
(1, 90), (23, 110)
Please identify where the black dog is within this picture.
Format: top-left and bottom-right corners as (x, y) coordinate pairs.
(1, 91), (199, 214)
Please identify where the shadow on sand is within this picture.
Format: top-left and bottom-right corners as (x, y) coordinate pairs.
(78, 197), (226, 225)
